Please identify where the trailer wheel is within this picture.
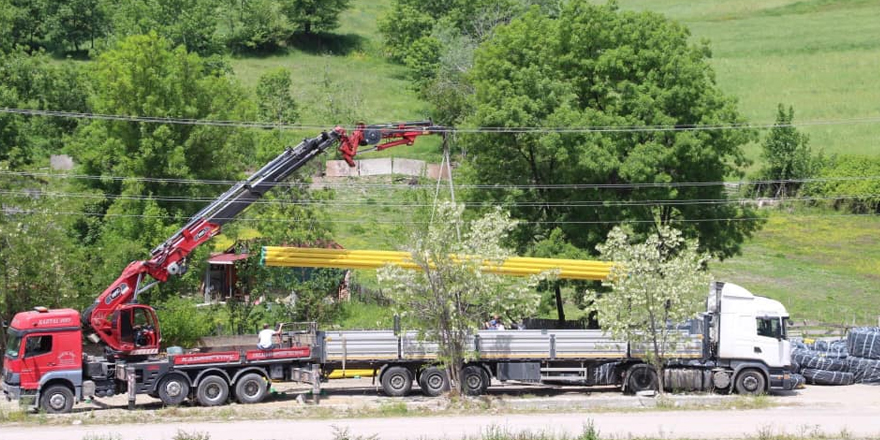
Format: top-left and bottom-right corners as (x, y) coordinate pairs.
(418, 367), (449, 397)
(196, 376), (229, 406)
(625, 364), (658, 394)
(40, 384), (74, 414)
(235, 373), (268, 404)
(158, 374), (190, 406)
(462, 365), (489, 396)
(381, 366), (413, 397)
(735, 369), (766, 395)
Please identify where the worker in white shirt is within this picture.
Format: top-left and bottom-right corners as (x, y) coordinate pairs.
(257, 323), (283, 349)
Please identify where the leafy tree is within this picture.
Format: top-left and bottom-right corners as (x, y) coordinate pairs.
(462, 2), (758, 258)
(281, 0), (351, 35)
(45, 0), (110, 52)
(377, 4), (434, 62)
(2, 0), (51, 51)
(0, 49), (87, 168)
(256, 68), (299, 124)
(110, 0), (223, 55)
(378, 202), (545, 394)
(529, 227), (587, 323)
(65, 33), (255, 293)
(0, 174), (88, 337)
(586, 226), (710, 394)
(756, 104), (815, 197)
(218, 0), (293, 51)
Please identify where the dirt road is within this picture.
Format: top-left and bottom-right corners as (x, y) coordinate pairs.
(3, 384), (879, 440)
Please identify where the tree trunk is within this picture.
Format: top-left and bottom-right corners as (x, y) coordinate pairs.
(554, 284), (565, 324)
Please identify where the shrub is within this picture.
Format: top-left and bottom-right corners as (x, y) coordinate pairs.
(803, 155), (880, 213)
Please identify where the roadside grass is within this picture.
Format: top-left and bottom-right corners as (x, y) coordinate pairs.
(712, 209), (880, 325)
(600, 0), (880, 168)
(0, 390), (791, 427)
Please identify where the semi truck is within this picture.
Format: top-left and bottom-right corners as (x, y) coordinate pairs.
(0, 120), (794, 413)
(3, 280), (794, 413)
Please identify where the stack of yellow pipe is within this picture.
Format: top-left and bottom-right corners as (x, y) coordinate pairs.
(261, 247), (614, 281)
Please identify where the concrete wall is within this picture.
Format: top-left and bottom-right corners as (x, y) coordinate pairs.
(324, 158), (452, 179)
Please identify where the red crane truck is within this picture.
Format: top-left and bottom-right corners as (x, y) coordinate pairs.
(1, 122), (443, 413)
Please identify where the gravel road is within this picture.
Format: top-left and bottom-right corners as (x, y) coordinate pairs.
(2, 383), (879, 440)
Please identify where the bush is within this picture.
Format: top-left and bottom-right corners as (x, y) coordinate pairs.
(155, 297), (214, 348)
(803, 155), (880, 213)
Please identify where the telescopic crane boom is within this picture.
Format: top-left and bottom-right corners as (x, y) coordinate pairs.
(83, 122), (444, 357)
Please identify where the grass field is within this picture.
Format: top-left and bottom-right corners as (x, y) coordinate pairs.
(605, 0), (880, 167)
(712, 209), (880, 325)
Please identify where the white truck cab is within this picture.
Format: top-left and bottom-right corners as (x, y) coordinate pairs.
(706, 281), (793, 392)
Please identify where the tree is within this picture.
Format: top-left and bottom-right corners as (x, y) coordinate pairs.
(281, 0), (351, 35)
(586, 226), (709, 394)
(377, 202), (545, 394)
(756, 104), (815, 197)
(45, 0), (110, 52)
(461, 2), (758, 259)
(0, 49), (87, 168)
(0, 175), (88, 338)
(65, 33), (255, 295)
(256, 68), (299, 124)
(529, 228), (587, 323)
(110, 0), (223, 55)
(218, 0), (293, 51)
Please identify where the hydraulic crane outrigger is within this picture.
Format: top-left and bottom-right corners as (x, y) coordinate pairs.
(82, 121), (444, 357)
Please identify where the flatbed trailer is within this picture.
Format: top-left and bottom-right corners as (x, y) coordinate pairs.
(317, 328), (707, 396)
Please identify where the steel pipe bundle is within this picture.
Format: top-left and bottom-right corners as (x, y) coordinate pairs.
(261, 247), (615, 281)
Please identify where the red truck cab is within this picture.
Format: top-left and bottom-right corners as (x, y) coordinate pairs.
(3, 308), (84, 412)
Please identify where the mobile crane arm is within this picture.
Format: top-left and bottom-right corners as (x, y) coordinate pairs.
(83, 122), (443, 356)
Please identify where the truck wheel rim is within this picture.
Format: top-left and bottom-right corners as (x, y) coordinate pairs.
(206, 384), (221, 400)
(390, 374), (405, 390)
(166, 381), (182, 397)
(49, 393), (67, 410)
(244, 381), (259, 397)
(427, 374), (443, 390)
(743, 376), (759, 391)
(466, 374), (481, 389)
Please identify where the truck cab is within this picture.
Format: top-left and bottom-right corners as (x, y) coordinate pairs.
(709, 282), (793, 392)
(3, 308), (84, 413)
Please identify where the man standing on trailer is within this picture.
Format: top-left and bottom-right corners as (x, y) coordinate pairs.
(258, 323), (283, 349)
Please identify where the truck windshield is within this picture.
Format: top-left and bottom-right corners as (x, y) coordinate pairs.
(5, 331), (21, 359)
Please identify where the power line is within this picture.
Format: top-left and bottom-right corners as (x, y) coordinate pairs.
(4, 106), (880, 133)
(3, 208), (876, 225)
(3, 169), (880, 190)
(1, 189), (877, 209)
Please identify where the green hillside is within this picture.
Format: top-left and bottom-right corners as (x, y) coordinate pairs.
(605, 0), (880, 167)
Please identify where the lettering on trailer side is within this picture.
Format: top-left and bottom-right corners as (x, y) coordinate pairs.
(173, 352), (240, 365)
(245, 347), (311, 361)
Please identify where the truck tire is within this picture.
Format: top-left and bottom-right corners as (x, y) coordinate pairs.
(196, 376), (229, 406)
(625, 364), (658, 394)
(381, 366), (413, 397)
(735, 369), (766, 395)
(462, 365), (489, 396)
(158, 374), (190, 406)
(40, 384), (74, 414)
(235, 373), (268, 404)
(418, 367), (449, 397)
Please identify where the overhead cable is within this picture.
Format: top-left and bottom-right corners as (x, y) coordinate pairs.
(3, 170), (879, 190)
(1, 189), (877, 208)
(4, 106), (880, 133)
